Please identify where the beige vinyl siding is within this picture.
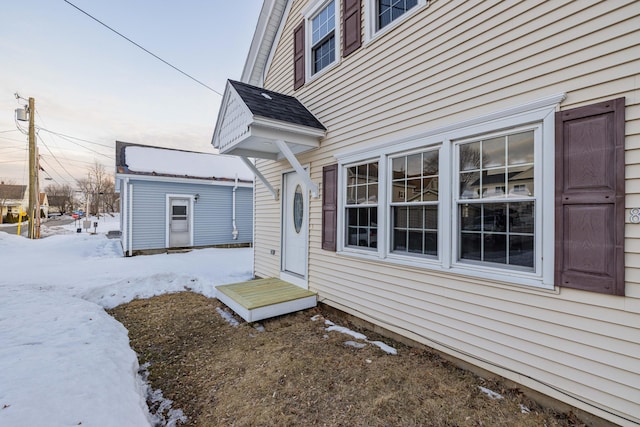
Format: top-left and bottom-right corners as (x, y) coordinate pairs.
(251, 0), (640, 423)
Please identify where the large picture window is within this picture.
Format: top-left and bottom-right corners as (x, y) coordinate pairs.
(390, 149), (438, 256)
(336, 96), (561, 289)
(457, 131), (535, 269)
(345, 161), (378, 249)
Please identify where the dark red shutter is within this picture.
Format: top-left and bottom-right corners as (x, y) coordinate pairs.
(342, 0), (361, 57)
(322, 164), (338, 251)
(555, 97), (625, 295)
(293, 21), (305, 90)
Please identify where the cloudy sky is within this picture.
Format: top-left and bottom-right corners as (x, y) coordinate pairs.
(0, 0), (263, 187)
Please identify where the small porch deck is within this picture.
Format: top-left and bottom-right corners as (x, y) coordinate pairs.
(216, 278), (317, 322)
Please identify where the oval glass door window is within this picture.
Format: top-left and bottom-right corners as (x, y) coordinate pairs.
(293, 185), (303, 233)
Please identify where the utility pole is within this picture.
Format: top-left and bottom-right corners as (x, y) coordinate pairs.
(27, 97), (37, 239)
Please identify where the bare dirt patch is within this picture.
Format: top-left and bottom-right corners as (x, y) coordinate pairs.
(108, 292), (585, 426)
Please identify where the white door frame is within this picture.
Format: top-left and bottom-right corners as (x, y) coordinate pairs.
(165, 194), (195, 248)
(280, 168), (309, 289)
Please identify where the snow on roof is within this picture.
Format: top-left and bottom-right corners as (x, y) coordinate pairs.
(124, 145), (254, 181)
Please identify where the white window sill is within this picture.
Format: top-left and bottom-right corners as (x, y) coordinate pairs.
(306, 59), (341, 86)
(337, 248), (556, 293)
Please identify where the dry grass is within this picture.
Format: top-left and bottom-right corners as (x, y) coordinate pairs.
(108, 292), (586, 427)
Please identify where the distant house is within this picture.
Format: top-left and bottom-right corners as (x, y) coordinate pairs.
(0, 183), (27, 222)
(39, 193), (49, 218)
(212, 1), (640, 425)
(115, 141), (254, 256)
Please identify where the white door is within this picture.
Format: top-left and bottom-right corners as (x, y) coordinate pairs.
(282, 172), (308, 279)
(169, 198), (190, 247)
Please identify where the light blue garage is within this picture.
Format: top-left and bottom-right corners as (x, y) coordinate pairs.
(115, 141), (253, 256)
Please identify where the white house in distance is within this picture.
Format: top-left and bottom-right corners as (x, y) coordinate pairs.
(212, 1), (640, 425)
(115, 141), (254, 256)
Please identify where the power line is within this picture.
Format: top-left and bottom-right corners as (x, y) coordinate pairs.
(63, 0), (223, 97)
(37, 134), (79, 182)
(37, 127), (113, 149)
(52, 132), (112, 159)
(39, 157), (72, 185)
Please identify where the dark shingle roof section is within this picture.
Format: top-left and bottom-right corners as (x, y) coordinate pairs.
(0, 184), (27, 200)
(229, 80), (326, 131)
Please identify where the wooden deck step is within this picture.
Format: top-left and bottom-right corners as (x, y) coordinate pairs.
(216, 278), (317, 322)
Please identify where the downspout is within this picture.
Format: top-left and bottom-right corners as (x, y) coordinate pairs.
(232, 174), (239, 240)
(128, 183), (133, 256)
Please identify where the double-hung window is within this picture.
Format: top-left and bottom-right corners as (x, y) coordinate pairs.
(390, 149), (438, 257)
(345, 161), (379, 249)
(310, 1), (336, 75)
(456, 130), (536, 269)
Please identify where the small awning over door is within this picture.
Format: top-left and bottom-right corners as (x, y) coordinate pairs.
(212, 80), (326, 198)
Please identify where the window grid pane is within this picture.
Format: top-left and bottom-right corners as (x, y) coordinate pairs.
(457, 130), (535, 269)
(459, 201), (534, 268)
(377, 0), (418, 30)
(345, 161), (379, 249)
(311, 1), (335, 74)
(459, 131), (534, 200)
(390, 150), (439, 257)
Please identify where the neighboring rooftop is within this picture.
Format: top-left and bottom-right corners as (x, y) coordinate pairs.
(0, 184), (27, 200)
(115, 142), (254, 182)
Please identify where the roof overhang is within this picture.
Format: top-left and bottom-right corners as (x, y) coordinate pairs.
(219, 116), (325, 161)
(212, 80), (326, 198)
(212, 81), (325, 161)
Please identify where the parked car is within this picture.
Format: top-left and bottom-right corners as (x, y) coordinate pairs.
(47, 212), (63, 219)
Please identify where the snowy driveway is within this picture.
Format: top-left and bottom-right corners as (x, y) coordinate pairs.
(0, 215), (252, 426)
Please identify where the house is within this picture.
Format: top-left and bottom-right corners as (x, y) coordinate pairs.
(0, 183), (27, 222)
(115, 141), (254, 256)
(212, 1), (639, 425)
(39, 192), (49, 218)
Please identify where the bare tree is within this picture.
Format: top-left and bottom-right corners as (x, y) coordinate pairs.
(101, 178), (119, 214)
(44, 183), (75, 214)
(76, 161), (116, 217)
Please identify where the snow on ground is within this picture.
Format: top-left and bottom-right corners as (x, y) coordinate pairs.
(0, 214), (253, 426)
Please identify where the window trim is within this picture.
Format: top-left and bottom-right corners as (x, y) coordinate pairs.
(364, 0), (428, 44)
(388, 146), (440, 259)
(336, 98), (561, 290)
(343, 159), (381, 252)
(303, 0), (341, 82)
(451, 125), (542, 275)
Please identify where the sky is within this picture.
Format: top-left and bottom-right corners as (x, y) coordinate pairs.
(0, 215), (399, 425)
(0, 0), (263, 188)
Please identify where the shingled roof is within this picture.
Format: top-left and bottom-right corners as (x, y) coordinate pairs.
(0, 184), (27, 200)
(229, 80), (325, 131)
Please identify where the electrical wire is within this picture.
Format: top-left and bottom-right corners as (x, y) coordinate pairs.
(0, 136), (28, 145)
(37, 127), (113, 149)
(39, 157), (71, 185)
(37, 134), (79, 182)
(63, 0), (223, 97)
(51, 132), (112, 159)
